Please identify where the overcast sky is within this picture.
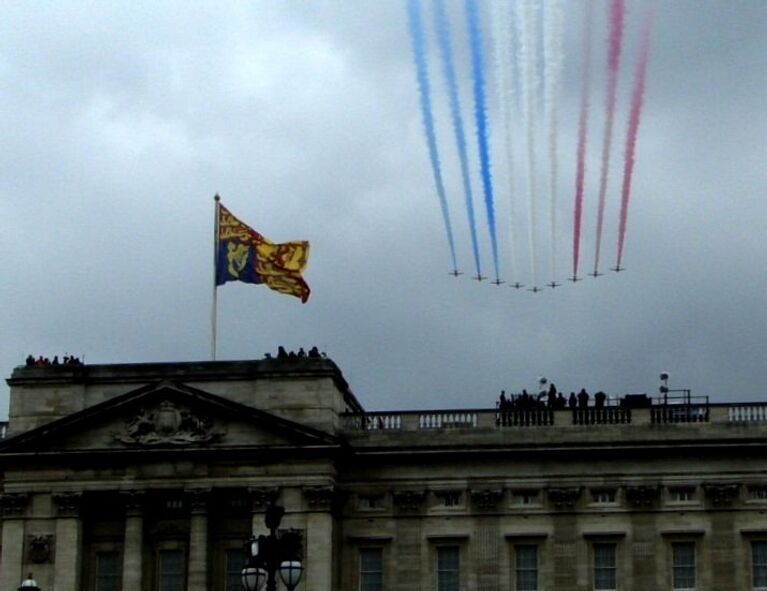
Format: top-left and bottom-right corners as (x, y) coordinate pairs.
(2, 1), (766, 418)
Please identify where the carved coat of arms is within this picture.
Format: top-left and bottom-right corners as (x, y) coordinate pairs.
(117, 401), (221, 446)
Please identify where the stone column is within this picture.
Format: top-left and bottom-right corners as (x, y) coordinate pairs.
(120, 491), (145, 591)
(52, 492), (83, 591)
(303, 486), (336, 591)
(186, 488), (211, 591)
(0, 493), (30, 591)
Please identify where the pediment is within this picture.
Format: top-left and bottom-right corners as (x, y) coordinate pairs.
(0, 382), (338, 454)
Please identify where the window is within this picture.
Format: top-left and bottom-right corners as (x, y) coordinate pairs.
(441, 492), (462, 507)
(592, 490), (617, 504)
(593, 543), (616, 590)
(225, 548), (246, 591)
(95, 551), (121, 591)
(512, 491), (539, 506)
(753, 541), (767, 588)
(358, 495), (385, 511)
(750, 487), (767, 501)
(158, 549), (184, 591)
(437, 546), (460, 591)
(359, 547), (383, 591)
(672, 542), (696, 589)
(669, 487), (696, 502)
(515, 545), (538, 591)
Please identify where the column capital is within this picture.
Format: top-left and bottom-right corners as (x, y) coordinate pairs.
(53, 492), (83, 517)
(470, 489), (504, 511)
(392, 490), (426, 513)
(119, 490), (147, 516)
(185, 488), (212, 515)
(247, 486), (279, 512)
(547, 487), (581, 510)
(703, 483), (740, 507)
(0, 492), (29, 518)
(303, 485), (335, 510)
(625, 485), (660, 508)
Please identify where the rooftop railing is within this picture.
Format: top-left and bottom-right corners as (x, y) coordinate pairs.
(341, 398), (767, 433)
(0, 422), (7, 439)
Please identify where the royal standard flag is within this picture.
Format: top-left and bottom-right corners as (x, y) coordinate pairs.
(215, 201), (310, 303)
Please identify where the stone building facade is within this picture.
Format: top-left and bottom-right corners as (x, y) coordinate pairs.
(1, 357), (767, 590)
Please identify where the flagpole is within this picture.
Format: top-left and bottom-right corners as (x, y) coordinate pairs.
(211, 194), (221, 360)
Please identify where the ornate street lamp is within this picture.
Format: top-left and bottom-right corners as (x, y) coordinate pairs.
(242, 504), (304, 591)
(19, 573), (41, 591)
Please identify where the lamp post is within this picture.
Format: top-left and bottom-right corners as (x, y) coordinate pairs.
(241, 504), (304, 591)
(18, 573), (41, 591)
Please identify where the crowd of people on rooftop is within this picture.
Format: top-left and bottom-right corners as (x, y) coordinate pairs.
(25, 354), (84, 367)
(498, 384), (610, 411)
(264, 346), (325, 361)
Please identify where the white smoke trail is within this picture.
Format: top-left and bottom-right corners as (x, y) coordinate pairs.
(490, 0), (518, 280)
(516, 0), (540, 287)
(543, 0), (564, 283)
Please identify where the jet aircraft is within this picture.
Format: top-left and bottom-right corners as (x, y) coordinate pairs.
(547, 281), (561, 288)
(449, 270), (463, 277)
(528, 286), (543, 293)
(510, 282), (525, 289)
(611, 265), (625, 272)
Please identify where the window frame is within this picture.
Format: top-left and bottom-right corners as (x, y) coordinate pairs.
(592, 542), (617, 591)
(753, 540), (767, 590)
(668, 486), (697, 504)
(671, 541), (696, 590)
(591, 489), (618, 505)
(358, 546), (384, 591)
(155, 546), (186, 591)
(94, 549), (122, 591)
(436, 544), (461, 591)
(224, 546), (247, 591)
(514, 544), (539, 591)
(511, 491), (540, 507)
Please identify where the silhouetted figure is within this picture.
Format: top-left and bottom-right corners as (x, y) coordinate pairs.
(277, 346), (288, 360)
(52, 356), (59, 366)
(25, 354), (35, 367)
(568, 392), (577, 409)
(594, 391), (607, 409)
(288, 350), (297, 360)
(499, 391), (508, 410)
(308, 346), (321, 358)
(556, 392), (567, 409)
(264, 353), (273, 359)
(520, 390), (530, 410)
(547, 384), (557, 408)
(577, 388), (589, 409)
(297, 347), (306, 358)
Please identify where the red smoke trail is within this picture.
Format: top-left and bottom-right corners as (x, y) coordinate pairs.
(592, 0), (625, 275)
(572, 0), (594, 280)
(616, 3), (656, 268)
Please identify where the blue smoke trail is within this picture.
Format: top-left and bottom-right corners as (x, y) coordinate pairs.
(466, 0), (500, 281)
(433, 0), (482, 279)
(406, 0), (459, 273)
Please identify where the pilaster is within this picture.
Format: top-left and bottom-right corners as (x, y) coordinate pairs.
(303, 486), (335, 591)
(186, 488), (211, 591)
(0, 493), (30, 591)
(120, 490), (146, 591)
(52, 492), (83, 591)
